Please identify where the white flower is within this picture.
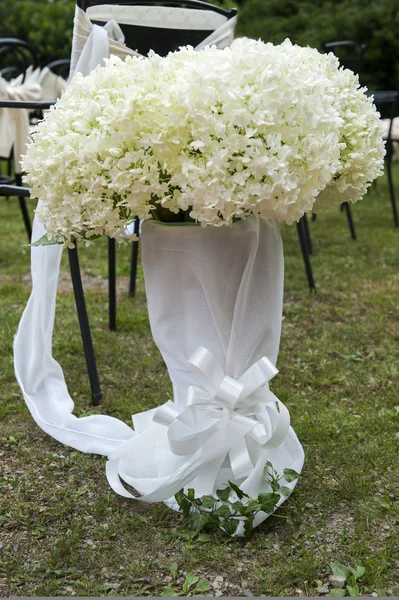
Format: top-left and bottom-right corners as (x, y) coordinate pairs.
(22, 38), (385, 246)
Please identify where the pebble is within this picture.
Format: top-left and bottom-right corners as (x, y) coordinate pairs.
(317, 586), (329, 595)
(214, 576), (224, 583)
(371, 593), (379, 597)
(243, 591), (254, 597)
(215, 591), (223, 597)
(305, 503), (314, 509)
(329, 575), (347, 588)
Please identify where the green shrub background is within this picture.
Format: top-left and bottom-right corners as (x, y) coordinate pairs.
(1, 0), (398, 91)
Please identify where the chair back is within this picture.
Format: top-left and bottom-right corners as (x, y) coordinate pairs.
(323, 40), (366, 76)
(0, 38), (37, 81)
(44, 59), (71, 79)
(77, 0), (237, 56)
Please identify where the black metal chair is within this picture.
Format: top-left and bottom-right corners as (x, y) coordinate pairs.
(313, 39), (369, 242)
(323, 40), (367, 77)
(0, 38), (38, 237)
(367, 90), (399, 228)
(77, 0), (238, 327)
(0, 98), (103, 406)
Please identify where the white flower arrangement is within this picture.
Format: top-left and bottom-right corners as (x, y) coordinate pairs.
(22, 38), (385, 246)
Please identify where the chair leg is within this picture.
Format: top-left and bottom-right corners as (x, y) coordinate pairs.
(68, 245), (102, 406)
(386, 155), (399, 228)
(297, 219), (316, 292)
(343, 202), (357, 240)
(129, 217), (140, 298)
(302, 212), (313, 255)
(15, 173), (32, 241)
(108, 237), (116, 331)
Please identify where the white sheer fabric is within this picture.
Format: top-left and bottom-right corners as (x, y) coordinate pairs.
(14, 4), (237, 456)
(106, 219), (304, 532)
(0, 68), (41, 171)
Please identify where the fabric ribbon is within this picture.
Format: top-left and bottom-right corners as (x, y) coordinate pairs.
(106, 347), (291, 503)
(153, 347), (289, 480)
(0, 67), (41, 171)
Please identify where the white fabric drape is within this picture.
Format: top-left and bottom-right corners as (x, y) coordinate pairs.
(106, 218), (304, 532)
(0, 68), (41, 172)
(14, 5), (237, 456)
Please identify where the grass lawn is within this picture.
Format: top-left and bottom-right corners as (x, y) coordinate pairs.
(1, 172), (399, 597)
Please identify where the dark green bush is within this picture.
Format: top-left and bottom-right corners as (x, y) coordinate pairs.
(1, 0), (398, 91)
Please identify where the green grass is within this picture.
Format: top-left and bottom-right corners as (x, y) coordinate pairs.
(1, 173), (399, 597)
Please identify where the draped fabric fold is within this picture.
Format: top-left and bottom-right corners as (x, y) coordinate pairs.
(10, 8), (303, 532)
(14, 4), (238, 455)
(0, 68), (41, 171)
(105, 218), (304, 531)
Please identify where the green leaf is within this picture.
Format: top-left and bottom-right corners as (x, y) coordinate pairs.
(347, 585), (361, 597)
(231, 500), (245, 514)
(174, 489), (186, 507)
(213, 504), (232, 518)
(169, 562), (179, 578)
(30, 233), (63, 247)
(351, 566), (365, 581)
(330, 563), (351, 579)
(201, 495), (217, 509)
(222, 518), (240, 536)
(280, 486), (293, 497)
(197, 534), (211, 543)
(194, 579), (211, 593)
(216, 487), (231, 502)
(190, 513), (210, 534)
(258, 492), (280, 513)
(243, 516), (254, 539)
(183, 573), (199, 593)
(161, 586), (179, 596)
(187, 488), (195, 502)
(228, 480), (248, 499)
(330, 589), (347, 597)
(283, 468), (300, 482)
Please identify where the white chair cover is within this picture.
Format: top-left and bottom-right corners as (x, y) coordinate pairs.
(14, 4), (237, 456)
(0, 68), (42, 171)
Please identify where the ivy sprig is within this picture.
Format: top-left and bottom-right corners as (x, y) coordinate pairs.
(174, 464), (300, 539)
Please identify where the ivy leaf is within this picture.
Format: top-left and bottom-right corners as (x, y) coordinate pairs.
(283, 468), (300, 482)
(213, 504), (232, 518)
(243, 516), (254, 539)
(174, 489), (186, 507)
(187, 488), (195, 502)
(280, 486), (292, 497)
(216, 487), (231, 502)
(201, 495), (217, 510)
(190, 513), (210, 534)
(228, 481), (249, 499)
(258, 492), (280, 513)
(222, 519), (239, 536)
(231, 500), (245, 514)
(330, 589), (347, 597)
(197, 534), (211, 543)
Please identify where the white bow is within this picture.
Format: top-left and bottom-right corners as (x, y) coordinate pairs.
(107, 347), (290, 503)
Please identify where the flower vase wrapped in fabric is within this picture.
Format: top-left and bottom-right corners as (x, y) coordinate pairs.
(17, 38), (385, 536)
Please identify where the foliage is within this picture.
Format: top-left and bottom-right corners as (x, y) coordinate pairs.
(237, 0), (399, 92)
(161, 563), (210, 596)
(0, 0), (74, 67)
(329, 563), (366, 596)
(174, 463), (299, 539)
(1, 0), (399, 91)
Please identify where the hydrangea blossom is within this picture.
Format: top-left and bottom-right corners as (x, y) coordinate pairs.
(22, 38), (385, 246)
